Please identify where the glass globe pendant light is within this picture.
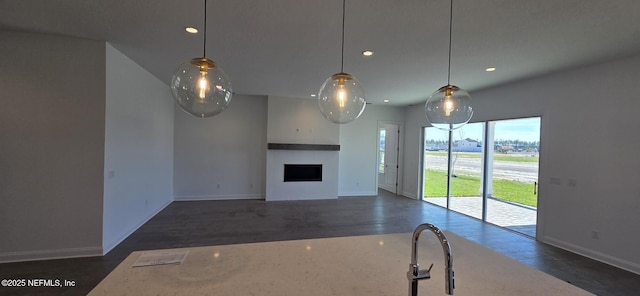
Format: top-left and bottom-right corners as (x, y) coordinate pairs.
(318, 0), (366, 124)
(171, 0), (232, 118)
(425, 0), (472, 131)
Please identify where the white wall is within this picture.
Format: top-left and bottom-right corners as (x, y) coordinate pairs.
(265, 96), (340, 200)
(173, 95), (267, 200)
(403, 53), (640, 274)
(267, 96), (339, 144)
(402, 105), (430, 199)
(0, 31), (105, 262)
(102, 44), (174, 253)
(338, 105), (405, 196)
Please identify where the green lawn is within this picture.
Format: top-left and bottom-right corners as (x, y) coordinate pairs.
(423, 169), (537, 207)
(426, 151), (539, 163)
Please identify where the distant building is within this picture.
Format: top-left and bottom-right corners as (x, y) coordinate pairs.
(453, 138), (482, 152)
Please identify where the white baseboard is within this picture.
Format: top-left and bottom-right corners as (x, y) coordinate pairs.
(542, 236), (640, 275)
(338, 191), (377, 197)
(0, 246), (102, 264)
(174, 194), (265, 201)
(378, 184), (396, 193)
(402, 191), (418, 199)
(102, 199), (173, 255)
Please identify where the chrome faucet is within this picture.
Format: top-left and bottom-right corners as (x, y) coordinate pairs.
(407, 223), (454, 296)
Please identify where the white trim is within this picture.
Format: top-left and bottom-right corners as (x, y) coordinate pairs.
(174, 194), (264, 201)
(0, 246), (102, 264)
(402, 191), (418, 199)
(102, 199), (172, 255)
(378, 184), (396, 193)
(376, 121), (404, 195)
(542, 236), (640, 275)
(338, 191), (378, 197)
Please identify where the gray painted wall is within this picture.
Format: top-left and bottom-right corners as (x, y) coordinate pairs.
(173, 95), (406, 200)
(103, 44), (174, 253)
(173, 95), (268, 200)
(339, 105), (405, 196)
(402, 53), (640, 274)
(0, 31), (105, 261)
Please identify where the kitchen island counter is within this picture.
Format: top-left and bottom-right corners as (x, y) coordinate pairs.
(90, 232), (593, 295)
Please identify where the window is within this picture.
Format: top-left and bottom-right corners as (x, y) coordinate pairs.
(378, 128), (386, 173)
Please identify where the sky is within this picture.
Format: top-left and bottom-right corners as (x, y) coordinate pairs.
(425, 117), (541, 143)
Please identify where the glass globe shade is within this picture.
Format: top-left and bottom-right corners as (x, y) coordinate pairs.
(171, 57), (233, 118)
(318, 72), (366, 124)
(425, 84), (473, 131)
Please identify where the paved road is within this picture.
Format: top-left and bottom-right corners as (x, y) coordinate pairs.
(425, 154), (538, 183)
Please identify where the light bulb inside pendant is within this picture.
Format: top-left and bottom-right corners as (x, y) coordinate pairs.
(337, 77), (347, 108)
(443, 88), (454, 117)
(198, 72), (209, 99)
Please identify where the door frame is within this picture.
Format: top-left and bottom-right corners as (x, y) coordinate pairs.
(376, 121), (404, 194)
(420, 116), (542, 238)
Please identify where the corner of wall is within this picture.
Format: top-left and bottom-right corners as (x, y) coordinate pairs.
(103, 44), (175, 253)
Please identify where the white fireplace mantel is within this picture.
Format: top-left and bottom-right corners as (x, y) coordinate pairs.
(265, 148), (338, 201)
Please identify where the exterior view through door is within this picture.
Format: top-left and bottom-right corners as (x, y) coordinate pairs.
(378, 123), (400, 194)
(422, 117), (540, 237)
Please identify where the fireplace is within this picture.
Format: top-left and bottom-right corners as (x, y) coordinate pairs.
(266, 143), (339, 201)
(284, 164), (322, 182)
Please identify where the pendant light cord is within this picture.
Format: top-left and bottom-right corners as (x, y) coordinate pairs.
(447, 0), (453, 85)
(203, 0), (207, 57)
(340, 0), (346, 73)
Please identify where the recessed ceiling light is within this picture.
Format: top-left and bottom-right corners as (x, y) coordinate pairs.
(383, 99), (390, 103)
(485, 67), (496, 72)
(310, 94), (317, 97)
(185, 27), (198, 34)
(362, 50), (374, 57)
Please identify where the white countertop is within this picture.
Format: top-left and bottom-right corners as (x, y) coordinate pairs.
(90, 232), (593, 295)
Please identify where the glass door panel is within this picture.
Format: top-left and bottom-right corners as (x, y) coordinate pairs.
(485, 117), (540, 237)
(448, 122), (485, 219)
(422, 127), (448, 207)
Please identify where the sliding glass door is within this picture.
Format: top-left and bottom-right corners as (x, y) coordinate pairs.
(486, 118), (540, 237)
(421, 117), (540, 237)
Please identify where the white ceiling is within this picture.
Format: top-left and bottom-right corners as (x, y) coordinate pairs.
(2, 0), (640, 106)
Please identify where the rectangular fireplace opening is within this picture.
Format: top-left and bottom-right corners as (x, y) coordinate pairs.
(284, 164), (322, 182)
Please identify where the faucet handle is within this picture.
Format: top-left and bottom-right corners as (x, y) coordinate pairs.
(407, 263), (432, 281)
(416, 263), (434, 280)
(415, 268), (431, 280)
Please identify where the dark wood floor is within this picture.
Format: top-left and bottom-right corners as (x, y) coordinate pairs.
(1, 190), (639, 295)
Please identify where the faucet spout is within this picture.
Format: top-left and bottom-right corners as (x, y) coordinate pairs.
(407, 223), (454, 295)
